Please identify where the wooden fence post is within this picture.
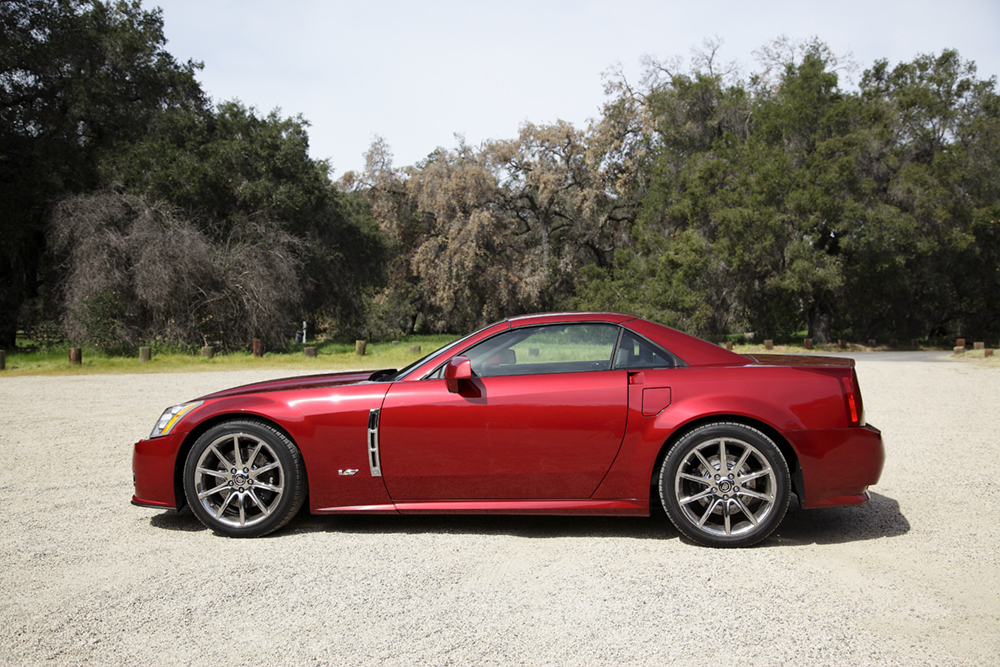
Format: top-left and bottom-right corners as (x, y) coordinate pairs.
(304, 346), (317, 357)
(0, 349), (5, 370)
(725, 341), (733, 351)
(804, 338), (812, 350)
(764, 339), (773, 350)
(355, 340), (366, 356)
(253, 339), (263, 357)
(69, 347), (82, 365)
(139, 346), (151, 362)
(202, 346), (214, 359)
(409, 345), (421, 354)
(838, 339), (846, 350)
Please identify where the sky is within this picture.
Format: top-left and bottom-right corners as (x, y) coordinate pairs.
(151, 0), (1000, 177)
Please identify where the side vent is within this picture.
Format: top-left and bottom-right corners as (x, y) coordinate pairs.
(367, 409), (382, 477)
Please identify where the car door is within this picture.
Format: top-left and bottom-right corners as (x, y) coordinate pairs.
(378, 323), (629, 500)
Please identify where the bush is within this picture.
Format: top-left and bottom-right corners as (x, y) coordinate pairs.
(50, 191), (303, 352)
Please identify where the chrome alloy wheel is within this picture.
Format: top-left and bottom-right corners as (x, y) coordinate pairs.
(193, 431), (285, 529)
(673, 436), (777, 538)
(660, 422), (790, 547)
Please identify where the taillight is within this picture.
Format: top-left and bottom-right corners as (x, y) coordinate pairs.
(841, 370), (865, 427)
(846, 390), (860, 424)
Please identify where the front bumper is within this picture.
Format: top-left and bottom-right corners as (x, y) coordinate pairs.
(131, 433), (186, 510)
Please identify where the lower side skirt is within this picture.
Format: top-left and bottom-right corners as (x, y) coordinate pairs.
(313, 499), (649, 516)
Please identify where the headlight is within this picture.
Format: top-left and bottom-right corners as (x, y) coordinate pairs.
(149, 401), (203, 438)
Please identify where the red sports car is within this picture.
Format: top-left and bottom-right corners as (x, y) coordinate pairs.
(132, 312), (884, 547)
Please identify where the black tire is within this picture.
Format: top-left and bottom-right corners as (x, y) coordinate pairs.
(183, 420), (306, 537)
(659, 422), (790, 548)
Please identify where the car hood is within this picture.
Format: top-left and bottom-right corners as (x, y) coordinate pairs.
(197, 369), (391, 400)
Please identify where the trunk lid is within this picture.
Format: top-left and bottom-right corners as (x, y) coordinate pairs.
(743, 354), (855, 368)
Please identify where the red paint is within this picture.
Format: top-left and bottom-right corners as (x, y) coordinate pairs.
(394, 499), (648, 515)
(379, 372), (628, 499)
(642, 387), (672, 416)
(132, 312), (884, 527)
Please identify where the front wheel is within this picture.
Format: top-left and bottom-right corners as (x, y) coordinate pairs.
(183, 420), (306, 537)
(659, 422), (790, 548)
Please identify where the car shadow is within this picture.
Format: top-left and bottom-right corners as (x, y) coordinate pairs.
(149, 507), (207, 532)
(147, 491), (909, 546)
(289, 512), (677, 541)
(766, 492), (910, 547)
(146, 507), (676, 540)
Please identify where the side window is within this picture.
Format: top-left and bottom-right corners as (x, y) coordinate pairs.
(462, 323), (620, 377)
(614, 330), (676, 369)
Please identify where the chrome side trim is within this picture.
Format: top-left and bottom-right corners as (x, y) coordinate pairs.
(367, 409), (382, 477)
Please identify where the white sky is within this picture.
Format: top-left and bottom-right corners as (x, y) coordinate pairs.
(151, 0), (1000, 177)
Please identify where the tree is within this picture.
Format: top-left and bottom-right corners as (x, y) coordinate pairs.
(579, 41), (1000, 343)
(359, 122), (633, 333)
(0, 0), (204, 347)
(365, 138), (542, 332)
(51, 190), (303, 351)
(485, 120), (633, 281)
(101, 101), (387, 338)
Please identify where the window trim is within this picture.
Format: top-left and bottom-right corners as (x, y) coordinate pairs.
(422, 321), (685, 380)
(612, 327), (686, 370)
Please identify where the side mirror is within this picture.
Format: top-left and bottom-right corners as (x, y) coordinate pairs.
(444, 356), (472, 393)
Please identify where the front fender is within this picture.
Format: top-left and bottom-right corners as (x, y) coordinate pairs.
(135, 383), (393, 513)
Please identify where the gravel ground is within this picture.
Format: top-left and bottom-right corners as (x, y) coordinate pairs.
(0, 357), (998, 666)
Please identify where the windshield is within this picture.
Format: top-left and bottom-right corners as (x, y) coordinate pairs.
(377, 334), (470, 382)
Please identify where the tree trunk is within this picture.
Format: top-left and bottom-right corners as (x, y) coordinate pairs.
(0, 261), (24, 349)
(808, 301), (833, 345)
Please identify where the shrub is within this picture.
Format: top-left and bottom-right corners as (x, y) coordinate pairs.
(50, 191), (302, 352)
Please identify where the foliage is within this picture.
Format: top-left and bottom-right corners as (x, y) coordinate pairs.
(574, 41), (1000, 342)
(51, 190), (302, 351)
(3, 1), (384, 352)
(0, 0), (204, 347)
(6, 7), (1000, 351)
(359, 121), (632, 333)
(100, 101), (388, 337)
(0, 333), (459, 376)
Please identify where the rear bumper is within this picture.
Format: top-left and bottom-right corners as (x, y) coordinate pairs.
(785, 424), (885, 509)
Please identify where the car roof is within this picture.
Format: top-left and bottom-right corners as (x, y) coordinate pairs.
(402, 312), (749, 379)
(506, 312), (636, 327)
(507, 312), (749, 366)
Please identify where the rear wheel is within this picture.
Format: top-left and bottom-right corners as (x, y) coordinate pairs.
(183, 420), (306, 537)
(659, 422), (790, 548)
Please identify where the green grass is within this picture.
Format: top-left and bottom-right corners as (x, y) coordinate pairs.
(0, 335), (459, 376)
(4, 334), (995, 376)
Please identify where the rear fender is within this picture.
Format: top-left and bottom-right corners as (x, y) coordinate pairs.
(593, 391), (806, 504)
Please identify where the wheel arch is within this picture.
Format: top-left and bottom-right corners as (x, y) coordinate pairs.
(172, 413), (306, 511)
(648, 414), (804, 510)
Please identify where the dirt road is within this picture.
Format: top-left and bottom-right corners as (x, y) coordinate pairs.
(1, 358), (997, 666)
